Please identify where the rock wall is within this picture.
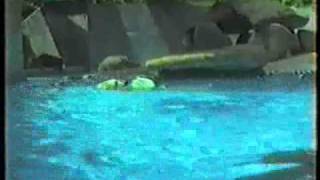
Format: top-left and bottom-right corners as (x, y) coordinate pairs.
(118, 4), (170, 62)
(43, 1), (89, 68)
(22, 8), (61, 66)
(22, 2), (215, 73)
(150, 2), (210, 53)
(21, 1), (315, 77)
(6, 0), (25, 84)
(88, 4), (131, 71)
(88, 2), (210, 69)
(189, 23), (232, 51)
(148, 4), (185, 53)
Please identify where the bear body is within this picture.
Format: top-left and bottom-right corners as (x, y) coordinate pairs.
(97, 55), (140, 74)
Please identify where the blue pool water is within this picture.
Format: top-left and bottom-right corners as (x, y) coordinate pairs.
(6, 76), (316, 179)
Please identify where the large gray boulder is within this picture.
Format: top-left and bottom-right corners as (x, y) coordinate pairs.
(296, 10), (316, 53)
(237, 23), (302, 57)
(88, 4), (130, 71)
(207, 3), (252, 34)
(262, 52), (316, 75)
(227, 0), (308, 30)
(182, 23), (232, 51)
(209, 44), (272, 70)
(118, 4), (170, 62)
(21, 8), (61, 59)
(43, 2), (89, 68)
(297, 29), (315, 53)
(22, 34), (36, 68)
(6, 0), (25, 84)
(208, 0), (308, 34)
(262, 23), (302, 59)
(148, 4), (186, 54)
(149, 0), (210, 54)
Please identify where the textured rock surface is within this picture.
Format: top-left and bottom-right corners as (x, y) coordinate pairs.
(208, 0), (308, 34)
(207, 44), (271, 70)
(22, 9), (61, 59)
(296, 10), (316, 53)
(6, 0), (25, 84)
(150, 1), (210, 54)
(238, 23), (302, 57)
(207, 3), (252, 34)
(43, 2), (89, 68)
(297, 29), (315, 53)
(67, 14), (88, 31)
(183, 23), (232, 51)
(22, 34), (36, 68)
(225, 0), (308, 29)
(19, 2), (315, 80)
(236, 30), (264, 45)
(118, 4), (169, 62)
(88, 4), (130, 71)
(264, 23), (302, 59)
(262, 53), (316, 74)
